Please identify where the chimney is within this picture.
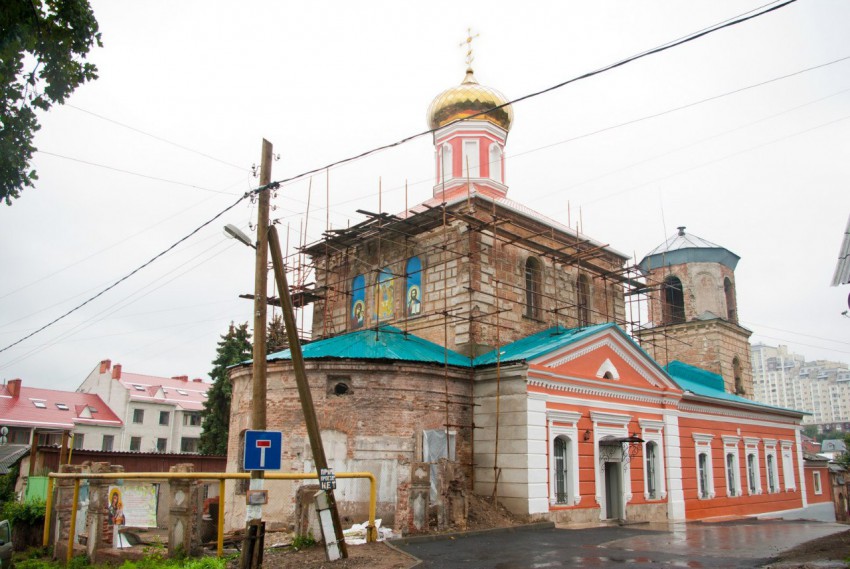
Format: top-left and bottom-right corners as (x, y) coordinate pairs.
(677, 226), (686, 236)
(112, 364), (122, 380)
(172, 375), (189, 382)
(99, 359), (112, 374)
(7, 378), (22, 397)
(192, 378), (203, 383)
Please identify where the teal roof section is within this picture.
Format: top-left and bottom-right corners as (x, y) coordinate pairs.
(665, 360), (805, 415)
(266, 325), (472, 368)
(473, 323), (616, 366)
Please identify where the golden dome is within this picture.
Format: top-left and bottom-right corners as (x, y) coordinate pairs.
(427, 69), (513, 131)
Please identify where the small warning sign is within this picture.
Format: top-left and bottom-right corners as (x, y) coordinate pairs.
(319, 468), (336, 491)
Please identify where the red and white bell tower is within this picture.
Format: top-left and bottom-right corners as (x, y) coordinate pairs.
(426, 33), (513, 202)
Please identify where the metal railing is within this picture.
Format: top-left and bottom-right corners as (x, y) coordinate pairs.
(44, 471), (378, 563)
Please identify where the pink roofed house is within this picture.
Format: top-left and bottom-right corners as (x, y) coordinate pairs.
(76, 359), (211, 453)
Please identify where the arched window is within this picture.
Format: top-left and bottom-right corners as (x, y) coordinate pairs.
(576, 274), (590, 327)
(350, 274), (365, 329)
(662, 276), (685, 324)
(525, 257), (542, 319)
(726, 453), (737, 497)
(405, 257), (422, 317)
(646, 442), (659, 499)
(747, 453), (758, 494)
(441, 143), (452, 183)
(698, 453), (710, 499)
(554, 436), (570, 504)
(767, 454), (777, 493)
(733, 357), (744, 395)
(724, 277), (737, 323)
(489, 144), (502, 183)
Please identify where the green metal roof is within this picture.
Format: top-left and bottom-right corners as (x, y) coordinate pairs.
(665, 360), (805, 415)
(266, 325), (472, 368)
(472, 323), (616, 366)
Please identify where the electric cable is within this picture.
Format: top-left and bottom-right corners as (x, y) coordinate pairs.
(0, 193), (249, 355)
(36, 151), (246, 195)
(259, 0), (799, 191)
(65, 103), (251, 172)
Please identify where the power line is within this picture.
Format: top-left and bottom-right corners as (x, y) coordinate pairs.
(36, 150), (246, 195)
(259, 0), (799, 191)
(66, 103), (251, 172)
(0, 193), (249, 355)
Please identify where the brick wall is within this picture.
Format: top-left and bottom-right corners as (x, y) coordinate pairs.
(226, 359), (474, 533)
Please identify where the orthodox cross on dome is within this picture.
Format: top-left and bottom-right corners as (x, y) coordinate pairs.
(459, 28), (480, 73)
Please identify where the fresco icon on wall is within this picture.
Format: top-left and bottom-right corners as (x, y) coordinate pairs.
(377, 267), (394, 320)
(406, 257), (422, 317)
(351, 274), (365, 328)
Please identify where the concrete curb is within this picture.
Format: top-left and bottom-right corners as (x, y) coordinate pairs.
(388, 521), (556, 546)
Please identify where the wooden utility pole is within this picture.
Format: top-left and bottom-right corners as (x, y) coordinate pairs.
(269, 226), (350, 558)
(241, 139), (272, 569)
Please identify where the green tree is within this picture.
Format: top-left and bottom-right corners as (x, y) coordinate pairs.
(199, 322), (251, 455)
(266, 313), (288, 354)
(1, 0), (101, 205)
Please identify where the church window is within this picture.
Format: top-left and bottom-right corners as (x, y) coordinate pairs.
(694, 433), (714, 499)
(722, 436), (741, 498)
(781, 442), (796, 491)
(698, 453), (710, 498)
(376, 267), (394, 320)
(766, 450), (778, 493)
(489, 143), (502, 183)
(577, 274), (590, 327)
(463, 140), (480, 178)
(554, 436), (571, 504)
(645, 442), (659, 499)
(405, 257), (422, 317)
(441, 143), (452, 183)
(733, 357), (744, 395)
(724, 277), (737, 323)
(328, 376), (352, 396)
(662, 276), (685, 324)
(350, 274), (365, 329)
(525, 257), (542, 319)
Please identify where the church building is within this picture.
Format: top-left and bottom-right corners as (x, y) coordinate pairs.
(225, 58), (807, 532)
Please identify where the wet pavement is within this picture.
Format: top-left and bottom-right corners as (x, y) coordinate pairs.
(393, 518), (848, 568)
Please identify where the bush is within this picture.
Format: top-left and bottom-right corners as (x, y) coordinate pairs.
(2, 500), (45, 528)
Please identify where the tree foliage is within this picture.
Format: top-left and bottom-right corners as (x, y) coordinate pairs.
(1, 0), (101, 205)
(266, 313), (288, 354)
(199, 322), (251, 456)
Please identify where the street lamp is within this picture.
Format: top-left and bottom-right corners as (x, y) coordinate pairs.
(224, 224), (256, 249)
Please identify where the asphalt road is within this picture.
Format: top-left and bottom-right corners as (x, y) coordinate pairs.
(393, 519), (848, 568)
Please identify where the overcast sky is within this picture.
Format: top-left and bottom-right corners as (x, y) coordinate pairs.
(2, 0), (849, 391)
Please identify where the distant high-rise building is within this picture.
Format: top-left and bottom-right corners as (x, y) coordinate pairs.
(751, 343), (850, 424)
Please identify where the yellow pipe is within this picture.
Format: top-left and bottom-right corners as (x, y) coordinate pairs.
(42, 476), (54, 547)
(66, 479), (80, 565)
(217, 479), (225, 557)
(47, 470), (381, 549)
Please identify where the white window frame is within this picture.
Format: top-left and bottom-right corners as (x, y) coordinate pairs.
(489, 143), (502, 183)
(764, 439), (779, 494)
(441, 143), (452, 183)
(694, 433), (715, 499)
(547, 410), (581, 506)
(744, 437), (762, 495)
(813, 471), (822, 495)
(781, 441), (797, 491)
(639, 419), (666, 501)
(463, 139), (480, 178)
(722, 435), (741, 498)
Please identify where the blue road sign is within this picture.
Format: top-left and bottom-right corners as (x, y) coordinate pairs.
(243, 430), (283, 470)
